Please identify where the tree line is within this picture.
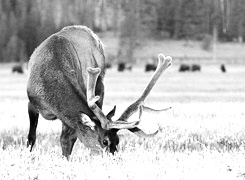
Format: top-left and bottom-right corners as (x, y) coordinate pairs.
(0, 0), (244, 62)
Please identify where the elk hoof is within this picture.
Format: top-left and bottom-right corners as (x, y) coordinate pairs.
(27, 136), (36, 152)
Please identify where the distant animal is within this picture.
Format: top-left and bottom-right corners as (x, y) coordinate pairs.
(117, 62), (132, 72)
(179, 64), (190, 72)
(118, 63), (125, 71)
(12, 64), (24, 74)
(192, 64), (201, 72)
(105, 63), (112, 69)
(145, 63), (157, 72)
(27, 25), (172, 158)
(221, 64), (226, 73)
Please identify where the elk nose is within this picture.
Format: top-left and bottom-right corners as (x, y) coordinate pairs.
(109, 145), (118, 155)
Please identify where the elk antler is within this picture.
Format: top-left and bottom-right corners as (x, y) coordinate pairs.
(126, 105), (159, 137)
(141, 105), (172, 114)
(87, 67), (140, 130)
(118, 53), (172, 121)
(87, 53), (172, 133)
(115, 53), (172, 137)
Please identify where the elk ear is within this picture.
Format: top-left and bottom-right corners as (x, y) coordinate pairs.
(106, 105), (116, 120)
(79, 113), (96, 130)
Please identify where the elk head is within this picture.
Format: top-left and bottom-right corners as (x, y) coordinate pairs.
(85, 53), (172, 154)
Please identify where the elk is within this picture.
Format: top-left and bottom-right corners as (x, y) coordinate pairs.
(27, 25), (172, 158)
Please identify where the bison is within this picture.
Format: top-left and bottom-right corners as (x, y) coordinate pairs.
(12, 64), (24, 74)
(192, 64), (201, 72)
(117, 63), (132, 72)
(179, 64), (190, 72)
(145, 63), (157, 72)
(221, 64), (226, 73)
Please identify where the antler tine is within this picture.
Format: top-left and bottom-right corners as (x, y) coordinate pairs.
(127, 105), (158, 137)
(141, 105), (172, 114)
(140, 54), (172, 102)
(87, 67), (139, 130)
(118, 53), (172, 121)
(129, 127), (159, 137)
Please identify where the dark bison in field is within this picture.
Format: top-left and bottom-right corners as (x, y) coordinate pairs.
(105, 63), (112, 69)
(145, 63), (157, 72)
(192, 64), (201, 72)
(179, 64), (201, 72)
(117, 63), (132, 72)
(12, 64), (24, 74)
(221, 64), (226, 73)
(179, 64), (190, 72)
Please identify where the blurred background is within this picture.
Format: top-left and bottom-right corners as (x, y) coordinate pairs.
(0, 0), (245, 66)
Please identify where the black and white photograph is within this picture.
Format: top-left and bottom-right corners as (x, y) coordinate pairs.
(0, 0), (245, 179)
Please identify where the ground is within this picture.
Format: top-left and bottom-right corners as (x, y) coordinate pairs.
(0, 60), (245, 179)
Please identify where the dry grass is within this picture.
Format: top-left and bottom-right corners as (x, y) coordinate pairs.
(0, 62), (245, 179)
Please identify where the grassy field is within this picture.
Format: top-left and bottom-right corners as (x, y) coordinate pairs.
(0, 62), (245, 179)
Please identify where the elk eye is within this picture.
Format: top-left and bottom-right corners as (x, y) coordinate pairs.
(102, 139), (108, 146)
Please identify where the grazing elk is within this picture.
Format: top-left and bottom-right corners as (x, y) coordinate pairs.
(27, 25), (172, 158)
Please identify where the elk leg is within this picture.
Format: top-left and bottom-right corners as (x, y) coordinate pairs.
(27, 102), (39, 152)
(60, 122), (77, 158)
